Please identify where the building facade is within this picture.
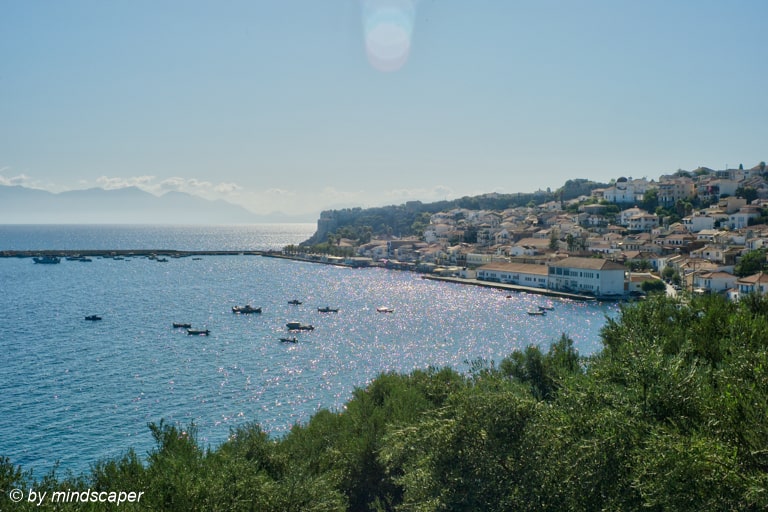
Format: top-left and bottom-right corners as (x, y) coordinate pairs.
(547, 257), (627, 296)
(476, 262), (549, 288)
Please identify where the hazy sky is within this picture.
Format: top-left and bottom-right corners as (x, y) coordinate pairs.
(2, 1), (766, 217)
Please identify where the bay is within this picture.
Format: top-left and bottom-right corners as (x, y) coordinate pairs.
(0, 225), (618, 476)
(0, 223), (317, 251)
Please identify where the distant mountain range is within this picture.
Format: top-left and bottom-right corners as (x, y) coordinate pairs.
(0, 185), (314, 224)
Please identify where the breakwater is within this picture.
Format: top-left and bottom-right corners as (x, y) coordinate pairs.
(0, 249), (267, 258)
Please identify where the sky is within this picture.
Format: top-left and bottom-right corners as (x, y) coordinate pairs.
(1, 0), (766, 218)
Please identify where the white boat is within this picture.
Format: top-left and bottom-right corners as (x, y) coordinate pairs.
(376, 306), (395, 313)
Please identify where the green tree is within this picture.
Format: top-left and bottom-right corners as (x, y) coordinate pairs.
(381, 384), (538, 512)
(641, 279), (666, 294)
(734, 248), (767, 277)
(736, 186), (759, 204)
(565, 233), (576, 253)
(642, 188), (659, 212)
(500, 334), (581, 401)
(548, 229), (559, 251)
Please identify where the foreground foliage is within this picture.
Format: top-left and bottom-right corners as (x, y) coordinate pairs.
(3, 295), (768, 511)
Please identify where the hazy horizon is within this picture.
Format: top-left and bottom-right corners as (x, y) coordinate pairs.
(2, 1), (766, 218)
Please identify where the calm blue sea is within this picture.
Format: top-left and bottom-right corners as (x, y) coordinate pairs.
(0, 225), (618, 476)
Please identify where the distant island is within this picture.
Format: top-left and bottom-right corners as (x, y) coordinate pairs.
(0, 185), (315, 224)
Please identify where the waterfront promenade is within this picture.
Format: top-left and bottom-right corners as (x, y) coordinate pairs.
(421, 275), (598, 301)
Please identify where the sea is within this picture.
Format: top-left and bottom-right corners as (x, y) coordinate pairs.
(0, 224), (619, 476)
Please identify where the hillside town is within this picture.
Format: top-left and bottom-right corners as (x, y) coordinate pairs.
(296, 163), (768, 300)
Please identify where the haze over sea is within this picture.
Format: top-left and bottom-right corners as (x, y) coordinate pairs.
(0, 224), (618, 476)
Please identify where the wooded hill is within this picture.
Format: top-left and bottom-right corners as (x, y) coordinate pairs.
(302, 179), (608, 245)
(3, 293), (767, 511)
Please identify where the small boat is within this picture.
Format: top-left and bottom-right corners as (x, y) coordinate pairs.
(286, 322), (314, 331)
(287, 299), (302, 305)
(156, 258), (169, 263)
(192, 257), (202, 260)
(280, 337), (298, 343)
(33, 256), (61, 264)
(187, 329), (210, 336)
(376, 306), (395, 313)
(527, 310), (546, 316)
(317, 307), (339, 313)
(84, 315), (102, 321)
(232, 305), (262, 314)
(173, 323), (192, 328)
(538, 305), (554, 311)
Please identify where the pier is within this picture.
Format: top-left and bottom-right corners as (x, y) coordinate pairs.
(420, 275), (599, 301)
(0, 249), (267, 258)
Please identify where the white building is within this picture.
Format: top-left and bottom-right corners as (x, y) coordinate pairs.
(509, 244), (539, 257)
(476, 262), (549, 288)
(694, 271), (738, 293)
(682, 213), (719, 233)
(736, 272), (768, 296)
(547, 257), (627, 296)
(729, 207), (762, 229)
(619, 207), (650, 227)
(466, 253), (496, 267)
(603, 177), (653, 204)
(628, 213), (659, 232)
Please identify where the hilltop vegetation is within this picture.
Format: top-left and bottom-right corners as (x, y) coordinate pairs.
(302, 179), (608, 245)
(3, 294), (768, 511)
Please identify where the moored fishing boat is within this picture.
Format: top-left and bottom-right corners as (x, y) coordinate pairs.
(232, 305), (262, 314)
(33, 256), (61, 264)
(286, 322), (314, 331)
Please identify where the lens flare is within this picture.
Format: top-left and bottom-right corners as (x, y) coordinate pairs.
(362, 0), (416, 72)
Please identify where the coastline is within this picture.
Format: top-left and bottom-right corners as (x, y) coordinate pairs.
(5, 249), (602, 301)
